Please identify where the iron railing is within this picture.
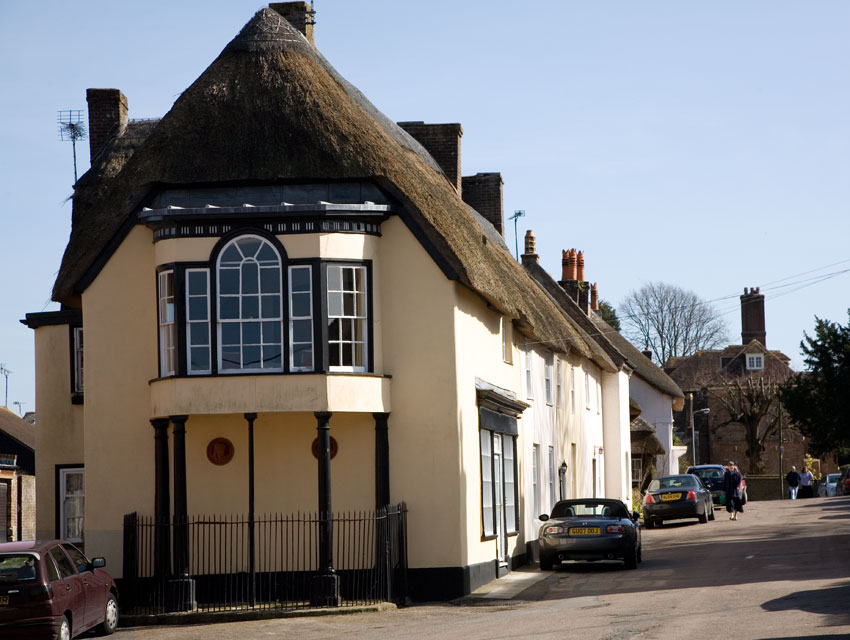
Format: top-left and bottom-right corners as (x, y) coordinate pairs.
(120, 503), (407, 615)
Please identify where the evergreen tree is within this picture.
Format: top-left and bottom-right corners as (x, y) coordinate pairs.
(598, 300), (621, 331)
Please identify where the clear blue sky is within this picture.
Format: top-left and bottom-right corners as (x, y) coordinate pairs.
(2, 1), (849, 415)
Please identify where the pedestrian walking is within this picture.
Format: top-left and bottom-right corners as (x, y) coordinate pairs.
(724, 461), (744, 520)
(786, 466), (801, 500)
(799, 467), (815, 499)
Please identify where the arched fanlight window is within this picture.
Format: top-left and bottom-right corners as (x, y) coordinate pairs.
(216, 235), (283, 372)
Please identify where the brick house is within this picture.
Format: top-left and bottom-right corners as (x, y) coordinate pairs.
(0, 407), (36, 541)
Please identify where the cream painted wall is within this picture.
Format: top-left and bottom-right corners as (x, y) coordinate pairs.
(82, 226), (157, 570)
(601, 369), (632, 502)
(376, 217), (464, 569)
(574, 360), (606, 500)
(453, 285), (526, 568)
(32, 324), (84, 540)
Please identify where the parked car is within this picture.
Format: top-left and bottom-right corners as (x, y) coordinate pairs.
(538, 499), (642, 571)
(818, 473), (842, 497)
(0, 540), (118, 639)
(686, 464), (727, 505)
(643, 474), (715, 528)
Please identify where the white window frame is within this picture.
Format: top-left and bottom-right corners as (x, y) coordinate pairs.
(570, 366), (575, 414)
(217, 235), (284, 374)
(556, 358), (562, 408)
(548, 446), (556, 511)
(480, 430), (518, 537)
(597, 378), (601, 414)
(632, 456), (642, 485)
(746, 354), (764, 371)
(59, 468), (84, 544)
(326, 264), (368, 372)
(532, 444), (540, 517)
(585, 371), (591, 410)
(158, 270), (176, 377)
(72, 327), (84, 393)
(481, 430), (494, 537)
(186, 269), (211, 375)
(501, 316), (512, 364)
(525, 349), (534, 400)
(544, 356), (553, 406)
(289, 265), (314, 371)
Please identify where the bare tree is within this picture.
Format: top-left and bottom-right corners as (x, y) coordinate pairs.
(620, 282), (728, 364)
(703, 374), (788, 474)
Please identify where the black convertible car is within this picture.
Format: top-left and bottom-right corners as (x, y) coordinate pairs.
(538, 499), (642, 570)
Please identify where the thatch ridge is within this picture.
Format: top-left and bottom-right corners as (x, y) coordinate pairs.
(54, 7), (596, 358)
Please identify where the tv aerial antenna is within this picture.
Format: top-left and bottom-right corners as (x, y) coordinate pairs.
(57, 110), (87, 182)
(0, 363), (11, 408)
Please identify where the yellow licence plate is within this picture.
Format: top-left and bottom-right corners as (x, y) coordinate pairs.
(0, 596), (8, 605)
(569, 527), (600, 535)
(662, 493), (681, 501)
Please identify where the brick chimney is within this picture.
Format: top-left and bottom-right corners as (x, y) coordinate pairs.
(397, 122), (463, 192)
(86, 89), (128, 163)
(462, 172), (503, 235)
(558, 248), (590, 313)
(740, 287), (766, 346)
(642, 349), (653, 362)
(269, 2), (315, 45)
(521, 230), (538, 266)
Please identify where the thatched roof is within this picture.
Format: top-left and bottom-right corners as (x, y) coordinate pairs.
(630, 416), (665, 456)
(53, 8), (600, 360)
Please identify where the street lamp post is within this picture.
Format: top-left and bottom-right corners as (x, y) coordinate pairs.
(688, 392), (711, 466)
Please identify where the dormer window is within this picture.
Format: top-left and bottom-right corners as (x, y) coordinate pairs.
(746, 353), (764, 371)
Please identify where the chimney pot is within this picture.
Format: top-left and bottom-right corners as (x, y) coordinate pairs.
(269, 2), (315, 45)
(576, 250), (585, 281)
(521, 230), (539, 266)
(590, 283), (599, 311)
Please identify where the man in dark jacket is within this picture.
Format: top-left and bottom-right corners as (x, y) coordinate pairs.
(786, 466), (801, 500)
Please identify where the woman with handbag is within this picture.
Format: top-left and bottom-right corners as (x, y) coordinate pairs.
(723, 461), (744, 520)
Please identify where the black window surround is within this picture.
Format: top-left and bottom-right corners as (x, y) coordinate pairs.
(155, 229), (374, 379)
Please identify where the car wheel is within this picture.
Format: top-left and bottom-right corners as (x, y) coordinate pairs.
(698, 507), (708, 524)
(539, 555), (554, 571)
(59, 615), (71, 640)
(708, 504), (716, 521)
(97, 593), (119, 635)
(624, 545), (638, 570)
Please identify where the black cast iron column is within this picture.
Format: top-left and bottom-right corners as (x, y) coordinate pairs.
(244, 412), (257, 607)
(312, 411), (339, 607)
(373, 413), (390, 509)
(151, 418), (171, 578)
(171, 415), (189, 578)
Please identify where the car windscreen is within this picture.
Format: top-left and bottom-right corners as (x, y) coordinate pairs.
(690, 469), (724, 487)
(648, 476), (697, 491)
(0, 554), (39, 585)
(550, 502), (628, 518)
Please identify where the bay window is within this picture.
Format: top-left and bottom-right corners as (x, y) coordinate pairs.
(158, 270), (176, 377)
(326, 264), (368, 372)
(289, 265), (314, 371)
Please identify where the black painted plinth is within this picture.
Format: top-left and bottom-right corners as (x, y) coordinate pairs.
(310, 573), (340, 608)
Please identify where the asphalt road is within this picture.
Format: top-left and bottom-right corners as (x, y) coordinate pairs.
(112, 496), (850, 640)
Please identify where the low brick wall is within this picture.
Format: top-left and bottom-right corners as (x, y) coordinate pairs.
(744, 475), (787, 501)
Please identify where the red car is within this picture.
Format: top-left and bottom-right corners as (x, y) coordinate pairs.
(0, 540), (118, 639)
(839, 467), (850, 496)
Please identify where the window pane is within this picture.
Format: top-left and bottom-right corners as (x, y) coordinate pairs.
(342, 343), (353, 366)
(328, 292), (343, 317)
(481, 430), (494, 537)
(342, 268), (354, 291)
(190, 323), (209, 346)
(261, 295), (279, 319)
(237, 238), (261, 259)
(188, 271), (207, 295)
(290, 292), (309, 318)
(260, 267), (281, 293)
(241, 296), (259, 319)
(329, 343), (341, 367)
(292, 344), (313, 369)
(292, 318), (312, 343)
(221, 346), (240, 369)
(242, 262), (259, 294)
(190, 347), (209, 371)
(262, 321), (281, 345)
(264, 350), (282, 369)
(327, 266), (342, 291)
(328, 319), (341, 341)
(219, 268), (239, 294)
(354, 342), (364, 367)
(290, 267), (311, 292)
(343, 292), (355, 316)
(220, 245), (241, 265)
(341, 319), (352, 342)
(220, 296), (239, 320)
(189, 296), (208, 321)
(257, 243), (277, 264)
(221, 323), (240, 346)
(243, 322), (260, 345)
(356, 293), (366, 317)
(242, 345), (261, 369)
